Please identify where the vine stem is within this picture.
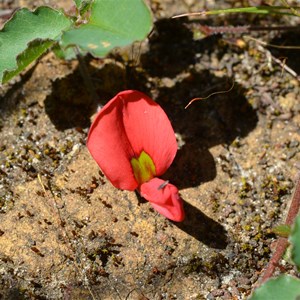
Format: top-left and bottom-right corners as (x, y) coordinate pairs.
(259, 174), (300, 284)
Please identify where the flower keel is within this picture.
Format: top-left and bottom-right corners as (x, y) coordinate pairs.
(139, 178), (185, 222)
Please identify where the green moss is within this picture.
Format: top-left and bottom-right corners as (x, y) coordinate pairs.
(253, 215), (261, 223)
(243, 225), (251, 231)
(254, 233), (262, 241)
(231, 138), (241, 148)
(43, 148), (50, 155)
(184, 255), (203, 274)
(239, 177), (252, 199)
(60, 146), (67, 154)
(34, 154), (41, 159)
(241, 243), (253, 251)
(21, 108), (27, 116)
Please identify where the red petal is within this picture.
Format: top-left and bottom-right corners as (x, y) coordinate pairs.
(87, 90), (178, 190)
(87, 92), (137, 190)
(140, 178), (185, 222)
(119, 90), (177, 176)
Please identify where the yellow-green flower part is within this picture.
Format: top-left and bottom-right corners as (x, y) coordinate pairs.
(131, 151), (156, 185)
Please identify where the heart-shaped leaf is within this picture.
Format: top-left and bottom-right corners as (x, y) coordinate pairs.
(0, 7), (72, 84)
(250, 275), (300, 300)
(61, 0), (152, 57)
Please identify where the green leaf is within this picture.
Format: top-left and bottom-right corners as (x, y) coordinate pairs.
(52, 44), (77, 60)
(0, 6), (72, 84)
(272, 224), (291, 238)
(290, 214), (300, 269)
(73, 0), (83, 8)
(2, 39), (54, 83)
(250, 275), (300, 300)
(73, 0), (93, 15)
(52, 43), (88, 60)
(61, 0), (152, 57)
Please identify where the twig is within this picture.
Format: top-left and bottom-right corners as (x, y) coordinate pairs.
(246, 35), (300, 50)
(260, 237), (289, 283)
(172, 11), (207, 18)
(280, 0), (300, 17)
(184, 81), (235, 109)
(259, 175), (300, 284)
(197, 25), (300, 36)
(172, 6), (298, 19)
(248, 36), (300, 80)
(271, 54), (299, 80)
(285, 176), (300, 227)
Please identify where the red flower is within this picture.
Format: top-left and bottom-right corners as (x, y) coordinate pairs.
(87, 90), (185, 222)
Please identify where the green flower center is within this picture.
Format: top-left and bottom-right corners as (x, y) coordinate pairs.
(130, 151), (156, 185)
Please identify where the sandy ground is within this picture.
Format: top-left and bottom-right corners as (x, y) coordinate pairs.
(0, 0), (300, 299)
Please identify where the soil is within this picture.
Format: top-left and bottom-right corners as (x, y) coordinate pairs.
(0, 0), (300, 299)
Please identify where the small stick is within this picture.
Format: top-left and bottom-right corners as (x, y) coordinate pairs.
(197, 25), (300, 36)
(248, 36), (300, 80)
(246, 36), (300, 50)
(259, 175), (300, 284)
(285, 176), (300, 227)
(270, 55), (299, 80)
(280, 0), (300, 17)
(185, 81), (235, 109)
(260, 237), (289, 283)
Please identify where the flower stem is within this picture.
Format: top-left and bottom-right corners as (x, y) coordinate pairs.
(73, 46), (98, 106)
